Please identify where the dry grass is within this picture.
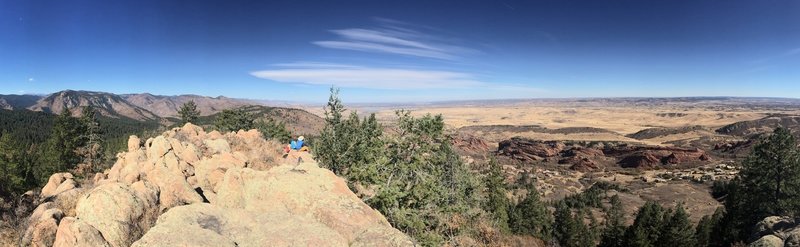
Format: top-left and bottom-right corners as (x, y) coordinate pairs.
(362, 103), (797, 145)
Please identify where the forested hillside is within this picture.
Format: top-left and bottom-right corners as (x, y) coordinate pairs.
(0, 109), (161, 197)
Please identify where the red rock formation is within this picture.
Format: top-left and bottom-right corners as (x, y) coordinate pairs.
(559, 156), (600, 172)
(498, 138), (565, 162)
(452, 133), (491, 156)
(618, 153), (662, 168)
(496, 138), (711, 169)
(615, 147), (710, 168)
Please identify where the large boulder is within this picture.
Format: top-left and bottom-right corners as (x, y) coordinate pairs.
(21, 207), (62, 247)
(132, 204), (348, 247)
(212, 163), (413, 245)
(74, 182), (159, 247)
(753, 216), (796, 240)
(750, 235), (785, 247)
(40, 173), (76, 199)
(53, 217), (111, 247)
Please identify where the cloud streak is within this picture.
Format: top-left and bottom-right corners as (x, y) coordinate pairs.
(251, 64), (483, 89)
(752, 47), (800, 64)
(313, 20), (475, 60)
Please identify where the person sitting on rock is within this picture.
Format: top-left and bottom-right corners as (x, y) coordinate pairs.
(290, 135), (299, 150)
(297, 136), (309, 152)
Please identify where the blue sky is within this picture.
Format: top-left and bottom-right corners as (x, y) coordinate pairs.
(1, 0), (799, 103)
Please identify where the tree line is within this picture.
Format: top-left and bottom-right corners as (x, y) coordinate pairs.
(0, 107), (159, 197)
(179, 100), (292, 143)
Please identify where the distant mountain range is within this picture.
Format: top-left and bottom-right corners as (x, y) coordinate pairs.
(0, 90), (256, 120)
(0, 90), (326, 135)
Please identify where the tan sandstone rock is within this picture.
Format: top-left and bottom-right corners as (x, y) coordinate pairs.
(25, 124), (412, 247)
(214, 164), (413, 244)
(128, 135), (141, 152)
(22, 207), (63, 247)
(53, 217), (111, 247)
(41, 173), (75, 199)
(74, 182), (159, 247)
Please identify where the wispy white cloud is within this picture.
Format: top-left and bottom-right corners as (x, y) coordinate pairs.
(752, 47), (800, 64)
(271, 62), (364, 69)
(313, 20), (476, 60)
(28, 78), (34, 82)
(251, 64), (483, 89)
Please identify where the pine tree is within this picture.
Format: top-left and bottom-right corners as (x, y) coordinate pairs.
(509, 184), (552, 240)
(255, 117), (291, 143)
(214, 108), (254, 132)
(737, 127), (800, 221)
(37, 108), (87, 184)
(315, 87), (349, 175)
(0, 132), (25, 196)
(577, 208), (597, 247)
(79, 106), (104, 169)
(554, 201), (581, 247)
(695, 209), (721, 247)
(484, 158), (510, 232)
(178, 100), (200, 124)
(658, 203), (695, 247)
(600, 195), (626, 247)
(624, 201), (664, 247)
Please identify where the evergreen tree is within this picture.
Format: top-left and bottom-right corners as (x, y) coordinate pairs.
(312, 88), (485, 246)
(0, 132), (25, 196)
(37, 108), (86, 184)
(255, 118), (291, 143)
(695, 208), (722, 247)
(314, 87), (349, 175)
(79, 106), (104, 169)
(368, 110), (481, 246)
(314, 87), (383, 179)
(713, 127), (800, 245)
(178, 100), (200, 124)
(214, 108), (254, 132)
(600, 195), (626, 247)
(624, 201), (664, 247)
(554, 201), (581, 247)
(737, 127), (800, 220)
(576, 208), (596, 247)
(484, 158), (510, 232)
(509, 184), (552, 240)
(658, 203), (695, 247)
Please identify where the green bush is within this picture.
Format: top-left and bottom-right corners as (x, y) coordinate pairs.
(214, 108), (255, 132)
(313, 88), (484, 246)
(256, 118), (291, 143)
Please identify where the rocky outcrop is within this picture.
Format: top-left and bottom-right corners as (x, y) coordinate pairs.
(496, 137), (711, 170)
(452, 133), (492, 157)
(748, 216), (800, 247)
(498, 138), (565, 162)
(21, 123), (413, 246)
(610, 146), (709, 169)
(559, 147), (604, 171)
